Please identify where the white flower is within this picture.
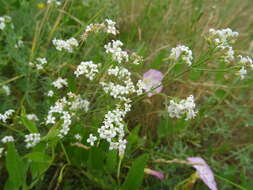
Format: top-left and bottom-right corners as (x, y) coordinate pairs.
(27, 114), (39, 121)
(1, 136), (14, 143)
(170, 45), (193, 66)
(24, 133), (41, 148)
(52, 37), (78, 53)
(167, 95), (197, 120)
(74, 134), (82, 141)
(47, 90), (54, 97)
(47, 0), (62, 6)
(239, 66), (247, 80)
(238, 55), (252, 66)
(87, 134), (97, 146)
(0, 109), (15, 123)
(104, 19), (118, 35)
(69, 94), (90, 112)
(223, 46), (234, 63)
(2, 85), (10, 96)
(104, 40), (129, 63)
(0, 147), (4, 157)
(0, 15), (11, 31)
(74, 61), (99, 80)
(52, 77), (68, 89)
(14, 40), (24, 48)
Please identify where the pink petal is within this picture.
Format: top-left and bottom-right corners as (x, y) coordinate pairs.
(187, 157), (218, 190)
(144, 168), (164, 180)
(143, 69), (164, 97)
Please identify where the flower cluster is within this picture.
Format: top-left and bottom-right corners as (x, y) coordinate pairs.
(1, 136), (14, 143)
(169, 45), (193, 66)
(81, 19), (118, 40)
(52, 77), (68, 89)
(208, 28), (238, 49)
(100, 66), (135, 100)
(47, 0), (62, 6)
(237, 55), (253, 79)
(46, 93), (90, 138)
(74, 61), (99, 80)
(24, 133), (41, 148)
(97, 102), (131, 156)
(167, 95), (197, 120)
(0, 109), (15, 123)
(52, 37), (78, 53)
(0, 15), (11, 31)
(104, 40), (129, 63)
(29, 57), (47, 70)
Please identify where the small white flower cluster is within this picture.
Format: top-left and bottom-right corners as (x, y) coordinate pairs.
(46, 97), (72, 138)
(100, 66), (135, 100)
(67, 92), (90, 112)
(1, 136), (14, 143)
(47, 0), (62, 6)
(52, 37), (78, 53)
(29, 57), (47, 70)
(208, 28), (239, 63)
(52, 77), (68, 89)
(47, 90), (54, 97)
(0, 109), (15, 123)
(237, 55), (253, 79)
(104, 19), (118, 35)
(24, 133), (41, 148)
(170, 45), (193, 66)
(14, 40), (24, 48)
(46, 93), (90, 138)
(87, 134), (97, 146)
(167, 95), (197, 120)
(27, 114), (39, 121)
(208, 28), (239, 49)
(82, 19), (118, 40)
(74, 61), (99, 80)
(104, 40), (129, 63)
(2, 85), (10, 96)
(0, 15), (11, 31)
(97, 102), (131, 156)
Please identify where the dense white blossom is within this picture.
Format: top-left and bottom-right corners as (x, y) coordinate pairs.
(52, 37), (78, 53)
(47, 90), (54, 97)
(104, 19), (118, 35)
(52, 77), (68, 89)
(29, 57), (47, 70)
(170, 45), (193, 66)
(1, 136), (14, 143)
(24, 133), (41, 148)
(167, 95), (197, 120)
(68, 93), (90, 112)
(0, 109), (15, 123)
(104, 40), (129, 63)
(74, 61), (99, 80)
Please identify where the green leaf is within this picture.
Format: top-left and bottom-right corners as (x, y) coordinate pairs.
(5, 143), (26, 189)
(25, 151), (51, 163)
(21, 106), (38, 133)
(121, 154), (149, 190)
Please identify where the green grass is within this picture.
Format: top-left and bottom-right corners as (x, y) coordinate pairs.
(0, 0), (253, 189)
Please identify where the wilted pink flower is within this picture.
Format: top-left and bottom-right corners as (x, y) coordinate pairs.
(144, 168), (164, 180)
(187, 157), (218, 190)
(142, 69), (163, 97)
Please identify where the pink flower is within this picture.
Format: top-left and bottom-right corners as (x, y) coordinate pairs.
(187, 157), (218, 190)
(142, 69), (163, 97)
(144, 168), (164, 180)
